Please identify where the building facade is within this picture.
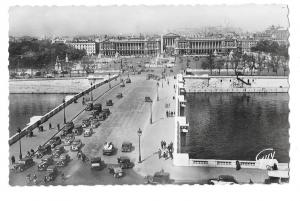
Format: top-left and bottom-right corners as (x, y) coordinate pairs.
(67, 41), (97, 55)
(237, 39), (259, 53)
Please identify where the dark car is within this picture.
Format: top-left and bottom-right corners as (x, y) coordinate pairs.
(121, 141), (133, 152)
(38, 156), (54, 171)
(106, 100), (113, 106)
(73, 124), (83, 136)
(90, 157), (104, 170)
(63, 134), (75, 146)
(85, 101), (93, 111)
(45, 166), (58, 182)
(145, 96), (152, 102)
(56, 154), (71, 167)
(145, 170), (173, 184)
(91, 110), (100, 117)
(117, 156), (134, 169)
(62, 122), (74, 137)
(82, 118), (90, 128)
(116, 93), (123, 98)
(108, 165), (124, 178)
(12, 158), (35, 172)
(208, 175), (238, 185)
(46, 136), (61, 149)
(98, 112), (107, 121)
(125, 78), (131, 83)
(35, 144), (52, 158)
(120, 82), (125, 87)
(93, 103), (102, 112)
(52, 145), (65, 158)
(102, 108), (111, 116)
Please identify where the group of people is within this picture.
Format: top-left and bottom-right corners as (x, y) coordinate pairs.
(158, 141), (174, 160)
(166, 110), (175, 118)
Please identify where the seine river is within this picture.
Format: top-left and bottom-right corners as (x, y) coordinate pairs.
(183, 93), (289, 163)
(9, 94), (68, 136)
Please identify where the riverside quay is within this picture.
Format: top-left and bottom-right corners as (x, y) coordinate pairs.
(8, 5), (290, 186)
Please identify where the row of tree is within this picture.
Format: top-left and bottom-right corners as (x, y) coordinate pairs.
(9, 40), (86, 70)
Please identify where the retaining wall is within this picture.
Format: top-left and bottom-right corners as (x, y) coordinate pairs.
(9, 74), (119, 146)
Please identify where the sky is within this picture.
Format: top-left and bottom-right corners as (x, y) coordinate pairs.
(9, 5), (289, 37)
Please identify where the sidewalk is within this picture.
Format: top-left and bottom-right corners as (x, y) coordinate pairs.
(134, 76), (269, 184)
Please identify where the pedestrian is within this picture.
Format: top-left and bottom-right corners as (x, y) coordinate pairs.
(29, 131), (33, 137)
(57, 123), (60, 131)
(30, 149), (35, 156)
(158, 148), (162, 159)
(236, 160), (241, 170)
(82, 97), (85, 105)
(160, 141), (164, 149)
(166, 111), (168, 118)
(26, 151), (31, 158)
(169, 150), (173, 159)
(49, 122), (52, 130)
(11, 155), (15, 165)
(171, 111), (173, 117)
(44, 176), (47, 184)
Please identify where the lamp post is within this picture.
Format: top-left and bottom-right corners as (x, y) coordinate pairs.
(149, 100), (153, 124)
(90, 82), (93, 101)
(157, 82), (159, 101)
(63, 98), (66, 124)
(137, 128), (142, 163)
(17, 128), (22, 160)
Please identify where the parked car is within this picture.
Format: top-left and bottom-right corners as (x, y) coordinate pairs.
(121, 141), (133, 152)
(145, 170), (173, 184)
(208, 175), (238, 185)
(35, 144), (52, 158)
(38, 156), (54, 171)
(91, 119), (100, 128)
(120, 82), (125, 87)
(106, 100), (113, 106)
(102, 108), (111, 116)
(90, 157), (104, 170)
(46, 74), (54, 78)
(46, 136), (61, 149)
(56, 154), (71, 167)
(62, 122), (74, 137)
(45, 166), (58, 182)
(12, 158), (34, 172)
(93, 103), (102, 112)
(108, 165), (124, 178)
(73, 124), (83, 136)
(82, 118), (90, 128)
(103, 142), (115, 155)
(64, 134), (75, 145)
(85, 101), (93, 111)
(98, 112), (107, 121)
(71, 139), (82, 151)
(125, 78), (131, 83)
(91, 110), (100, 117)
(52, 145), (65, 158)
(145, 96), (152, 102)
(84, 127), (93, 137)
(117, 156), (134, 169)
(116, 93), (123, 98)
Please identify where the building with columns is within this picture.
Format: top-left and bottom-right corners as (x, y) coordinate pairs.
(99, 37), (160, 56)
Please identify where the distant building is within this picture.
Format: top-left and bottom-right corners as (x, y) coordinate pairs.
(237, 39), (259, 53)
(51, 38), (67, 44)
(67, 41), (97, 55)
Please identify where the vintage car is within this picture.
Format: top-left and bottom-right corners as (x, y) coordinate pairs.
(90, 157), (104, 170)
(35, 144), (52, 158)
(102, 108), (111, 116)
(106, 100), (113, 106)
(85, 101), (93, 111)
(45, 166), (59, 183)
(62, 122), (74, 137)
(125, 78), (131, 83)
(84, 128), (93, 137)
(56, 154), (71, 167)
(91, 109), (100, 117)
(82, 118), (90, 128)
(120, 82), (125, 87)
(70, 139), (82, 151)
(63, 134), (75, 145)
(52, 145), (65, 158)
(72, 124), (83, 136)
(145, 96), (152, 102)
(93, 103), (102, 112)
(103, 142), (115, 155)
(12, 158), (34, 172)
(208, 175), (238, 185)
(121, 141), (133, 152)
(264, 170), (289, 184)
(108, 165), (124, 178)
(46, 136), (61, 149)
(145, 170), (174, 184)
(116, 93), (123, 98)
(91, 119), (100, 128)
(117, 156), (134, 169)
(98, 112), (107, 121)
(38, 156), (54, 171)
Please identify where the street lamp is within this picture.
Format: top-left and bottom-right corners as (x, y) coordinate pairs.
(137, 128), (142, 163)
(17, 128), (22, 160)
(149, 100), (153, 124)
(63, 98), (66, 124)
(108, 72), (111, 88)
(90, 82), (93, 101)
(157, 82), (159, 101)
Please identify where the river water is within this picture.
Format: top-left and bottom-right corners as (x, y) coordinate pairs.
(9, 94), (68, 136)
(182, 93), (290, 163)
